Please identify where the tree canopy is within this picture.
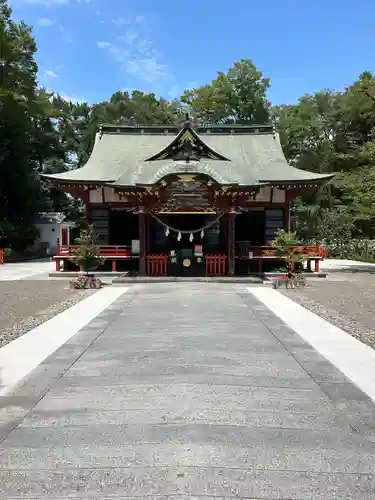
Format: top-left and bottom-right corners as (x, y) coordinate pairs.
(1, 0), (375, 255)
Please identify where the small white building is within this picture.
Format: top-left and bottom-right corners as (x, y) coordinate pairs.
(34, 212), (75, 255)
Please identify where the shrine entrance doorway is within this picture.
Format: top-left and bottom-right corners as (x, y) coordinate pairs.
(148, 213), (225, 277)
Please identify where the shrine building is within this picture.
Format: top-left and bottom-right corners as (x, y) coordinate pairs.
(44, 119), (333, 277)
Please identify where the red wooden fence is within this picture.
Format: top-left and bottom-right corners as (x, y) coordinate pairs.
(239, 244), (325, 259)
(58, 245), (131, 257)
(54, 244), (131, 272)
(146, 254), (168, 276)
(0, 249), (4, 265)
(205, 254), (227, 276)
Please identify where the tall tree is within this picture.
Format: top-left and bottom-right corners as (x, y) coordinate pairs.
(0, 0), (43, 250)
(181, 59), (271, 125)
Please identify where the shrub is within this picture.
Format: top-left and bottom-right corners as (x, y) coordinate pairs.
(69, 226), (104, 272)
(323, 238), (375, 262)
(271, 229), (306, 272)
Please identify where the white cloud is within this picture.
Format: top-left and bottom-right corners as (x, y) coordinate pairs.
(24, 0), (69, 5)
(112, 17), (129, 26)
(97, 41), (111, 49)
(60, 92), (85, 103)
(44, 88), (85, 103)
(22, 0), (91, 5)
(112, 16), (145, 26)
(38, 17), (54, 26)
(44, 69), (58, 77)
(96, 21), (170, 84)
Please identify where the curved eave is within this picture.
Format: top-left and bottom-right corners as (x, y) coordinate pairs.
(262, 174), (335, 188)
(111, 181), (268, 190)
(41, 174), (115, 186)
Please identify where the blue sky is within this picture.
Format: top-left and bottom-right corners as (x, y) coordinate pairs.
(9, 0), (375, 105)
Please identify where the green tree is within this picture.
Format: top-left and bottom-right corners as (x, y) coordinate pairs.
(0, 0), (42, 250)
(182, 59), (270, 125)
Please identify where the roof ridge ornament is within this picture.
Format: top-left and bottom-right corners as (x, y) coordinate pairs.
(99, 124), (103, 139)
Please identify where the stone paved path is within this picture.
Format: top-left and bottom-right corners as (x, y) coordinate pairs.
(0, 259), (54, 281)
(1, 283), (375, 499)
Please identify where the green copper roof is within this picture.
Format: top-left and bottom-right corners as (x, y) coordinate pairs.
(44, 124), (333, 187)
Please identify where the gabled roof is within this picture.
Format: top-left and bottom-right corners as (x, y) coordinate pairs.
(34, 212), (75, 226)
(43, 123), (334, 187)
(34, 212), (67, 224)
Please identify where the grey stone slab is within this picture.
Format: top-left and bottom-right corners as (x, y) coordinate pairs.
(0, 467), (374, 499)
(52, 373), (317, 389)
(35, 384), (332, 414)
(67, 358), (309, 379)
(349, 413), (375, 443)
(293, 359), (355, 383)
(78, 349), (300, 363)
(18, 407), (349, 431)
(318, 382), (374, 404)
(0, 498), (278, 500)
(90, 338), (287, 353)
(1, 439), (373, 473)
(2, 425), (372, 473)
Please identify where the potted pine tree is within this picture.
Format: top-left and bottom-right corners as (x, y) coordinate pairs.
(270, 229), (307, 287)
(69, 226), (104, 288)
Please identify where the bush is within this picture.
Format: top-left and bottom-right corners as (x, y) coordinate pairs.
(271, 229), (306, 272)
(323, 238), (375, 261)
(69, 226), (104, 272)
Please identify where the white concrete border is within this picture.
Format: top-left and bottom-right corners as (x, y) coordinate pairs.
(248, 287), (375, 402)
(0, 287), (128, 396)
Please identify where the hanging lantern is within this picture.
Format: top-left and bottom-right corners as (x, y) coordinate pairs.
(189, 233), (194, 242)
(165, 227), (170, 236)
(200, 230), (204, 239)
(177, 232), (181, 241)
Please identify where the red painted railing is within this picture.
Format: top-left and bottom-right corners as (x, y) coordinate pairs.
(245, 245), (325, 273)
(146, 254), (168, 276)
(206, 254), (227, 276)
(236, 243), (325, 259)
(0, 249), (4, 265)
(59, 245), (131, 257)
(251, 245), (325, 259)
(54, 244), (131, 272)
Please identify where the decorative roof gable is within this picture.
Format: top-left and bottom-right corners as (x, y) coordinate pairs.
(145, 121), (230, 163)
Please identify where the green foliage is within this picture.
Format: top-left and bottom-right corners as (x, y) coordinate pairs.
(275, 72), (375, 254)
(182, 59), (270, 125)
(69, 226), (104, 272)
(271, 229), (301, 250)
(270, 230), (305, 272)
(325, 239), (375, 261)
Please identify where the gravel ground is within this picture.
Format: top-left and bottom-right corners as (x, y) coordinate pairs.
(0, 280), (96, 348)
(280, 270), (375, 349)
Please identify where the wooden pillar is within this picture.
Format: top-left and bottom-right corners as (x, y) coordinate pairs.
(228, 212), (236, 276)
(314, 259), (320, 273)
(82, 191), (90, 226)
(55, 242), (61, 272)
(284, 191), (291, 232)
(84, 203), (90, 225)
(139, 210), (146, 276)
(145, 213), (151, 255)
(61, 227), (68, 246)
